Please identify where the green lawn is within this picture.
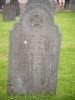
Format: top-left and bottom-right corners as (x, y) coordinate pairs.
(0, 11), (75, 100)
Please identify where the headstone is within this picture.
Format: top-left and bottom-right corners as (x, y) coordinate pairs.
(10, 0), (20, 16)
(3, 4), (16, 21)
(0, 0), (5, 10)
(64, 0), (70, 9)
(69, 0), (75, 10)
(8, 0), (61, 95)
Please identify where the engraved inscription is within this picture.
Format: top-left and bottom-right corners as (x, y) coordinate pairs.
(8, 0), (61, 95)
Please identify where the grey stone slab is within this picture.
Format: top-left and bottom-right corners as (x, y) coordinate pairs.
(3, 4), (16, 21)
(8, 0), (61, 95)
(10, 0), (20, 16)
(69, 0), (75, 10)
(64, 0), (70, 9)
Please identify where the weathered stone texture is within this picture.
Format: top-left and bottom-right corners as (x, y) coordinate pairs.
(8, 0), (61, 95)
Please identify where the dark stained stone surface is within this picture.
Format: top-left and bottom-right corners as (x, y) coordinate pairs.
(3, 4), (16, 21)
(10, 0), (20, 16)
(64, 0), (70, 9)
(8, 0), (61, 95)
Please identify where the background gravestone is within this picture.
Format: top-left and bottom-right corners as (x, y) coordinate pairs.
(69, 0), (75, 10)
(64, 0), (70, 9)
(10, 0), (20, 16)
(3, 4), (16, 21)
(0, 0), (5, 10)
(8, 0), (61, 95)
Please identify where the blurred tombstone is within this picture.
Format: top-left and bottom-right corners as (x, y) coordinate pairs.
(8, 0), (61, 95)
(10, 0), (20, 16)
(64, 0), (70, 9)
(2, 4), (16, 21)
(0, 0), (5, 10)
(69, 0), (75, 10)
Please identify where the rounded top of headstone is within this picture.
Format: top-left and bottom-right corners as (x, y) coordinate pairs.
(20, 4), (54, 31)
(26, 0), (56, 13)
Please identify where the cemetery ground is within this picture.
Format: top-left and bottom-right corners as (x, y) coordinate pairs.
(0, 11), (75, 100)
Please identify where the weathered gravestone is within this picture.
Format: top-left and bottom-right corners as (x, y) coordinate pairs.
(64, 0), (70, 9)
(8, 0), (61, 95)
(3, 4), (16, 21)
(10, 0), (20, 16)
(69, 0), (75, 10)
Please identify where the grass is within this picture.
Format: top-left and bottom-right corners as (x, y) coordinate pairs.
(0, 11), (75, 100)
